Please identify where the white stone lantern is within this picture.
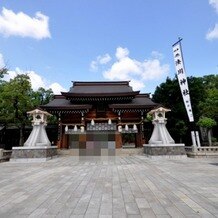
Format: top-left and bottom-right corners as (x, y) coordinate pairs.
(148, 107), (174, 144)
(24, 109), (52, 147)
(30, 109), (50, 126)
(10, 109), (57, 162)
(143, 106), (185, 156)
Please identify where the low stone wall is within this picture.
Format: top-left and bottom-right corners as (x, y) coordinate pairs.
(186, 146), (218, 158)
(0, 149), (12, 162)
(143, 144), (186, 156)
(10, 146), (57, 162)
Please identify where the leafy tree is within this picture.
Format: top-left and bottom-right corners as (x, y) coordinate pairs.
(188, 76), (206, 119)
(0, 74), (33, 145)
(31, 87), (57, 124)
(198, 75), (218, 120)
(0, 67), (7, 83)
(197, 117), (217, 146)
(31, 87), (54, 107)
(152, 76), (206, 143)
(175, 120), (188, 143)
(0, 68), (8, 94)
(0, 74), (55, 146)
(153, 74), (218, 144)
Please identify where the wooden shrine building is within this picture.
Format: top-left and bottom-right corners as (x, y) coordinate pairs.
(41, 81), (158, 153)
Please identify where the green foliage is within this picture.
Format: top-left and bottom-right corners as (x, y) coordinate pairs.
(122, 133), (135, 144)
(197, 117), (217, 129)
(153, 76), (203, 122)
(47, 115), (58, 125)
(0, 71), (55, 145)
(153, 75), (218, 120)
(0, 74), (54, 125)
(0, 67), (7, 83)
(175, 120), (188, 137)
(198, 75), (218, 119)
(152, 74), (217, 143)
(31, 87), (54, 108)
(145, 114), (153, 122)
(0, 68), (8, 94)
(0, 74), (32, 124)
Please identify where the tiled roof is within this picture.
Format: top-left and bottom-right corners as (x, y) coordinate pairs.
(109, 94), (158, 109)
(41, 81), (158, 111)
(61, 81), (140, 99)
(41, 96), (92, 110)
(68, 81), (135, 94)
(41, 94), (158, 111)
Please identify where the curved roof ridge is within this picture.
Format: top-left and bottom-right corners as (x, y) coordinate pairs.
(72, 81), (130, 86)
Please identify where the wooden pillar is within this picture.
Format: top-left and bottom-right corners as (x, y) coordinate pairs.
(136, 111), (145, 147)
(57, 117), (62, 149)
(115, 133), (122, 148)
(61, 133), (69, 149)
(135, 133), (141, 147)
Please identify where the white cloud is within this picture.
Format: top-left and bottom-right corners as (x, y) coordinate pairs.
(98, 54), (111, 64)
(4, 67), (66, 94)
(209, 0), (218, 13)
(5, 68), (19, 80)
(90, 60), (98, 71)
(49, 83), (67, 94)
(103, 47), (169, 91)
(0, 7), (50, 39)
(151, 51), (163, 59)
(207, 0), (218, 40)
(206, 23), (218, 40)
(104, 56), (141, 80)
(116, 47), (129, 60)
(27, 70), (46, 90)
(90, 53), (111, 71)
(141, 59), (169, 80)
(129, 79), (145, 91)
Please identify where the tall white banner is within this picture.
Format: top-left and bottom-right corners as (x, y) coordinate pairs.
(172, 40), (194, 122)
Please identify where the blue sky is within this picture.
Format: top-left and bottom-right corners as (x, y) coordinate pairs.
(0, 0), (217, 94)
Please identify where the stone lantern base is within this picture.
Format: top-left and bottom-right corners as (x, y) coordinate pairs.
(143, 144), (186, 156)
(144, 107), (187, 157)
(9, 109), (57, 163)
(10, 146), (57, 163)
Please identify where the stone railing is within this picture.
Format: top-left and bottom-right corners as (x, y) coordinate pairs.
(185, 146), (218, 157)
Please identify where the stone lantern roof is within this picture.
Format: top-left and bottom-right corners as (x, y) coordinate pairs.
(27, 109), (52, 126)
(148, 106), (171, 115)
(27, 109), (52, 116)
(148, 106), (171, 121)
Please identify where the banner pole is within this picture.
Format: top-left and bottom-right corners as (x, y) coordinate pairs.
(172, 38), (200, 147)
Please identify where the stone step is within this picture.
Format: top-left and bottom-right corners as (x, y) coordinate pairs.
(57, 148), (144, 156)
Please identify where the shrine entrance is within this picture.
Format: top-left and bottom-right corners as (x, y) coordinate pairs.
(121, 133), (136, 148)
(67, 131), (117, 156)
(41, 81), (158, 150)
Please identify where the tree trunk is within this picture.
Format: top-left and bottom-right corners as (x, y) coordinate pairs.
(19, 124), (25, 146)
(208, 129), (212, 146)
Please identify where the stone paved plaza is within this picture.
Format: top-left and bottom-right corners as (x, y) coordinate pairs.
(0, 155), (218, 217)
